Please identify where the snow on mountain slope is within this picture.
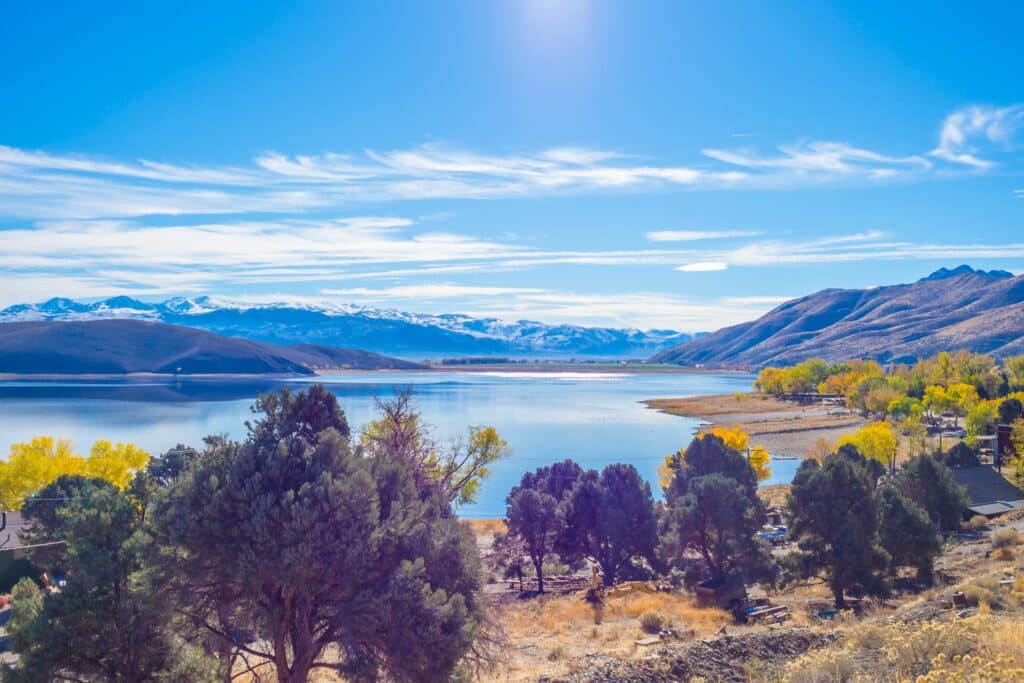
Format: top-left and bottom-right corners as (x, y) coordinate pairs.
(0, 296), (693, 359)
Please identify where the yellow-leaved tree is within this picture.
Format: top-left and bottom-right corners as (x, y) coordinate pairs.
(86, 440), (150, 489)
(835, 421), (898, 472)
(359, 391), (510, 506)
(945, 382), (979, 427)
(659, 424), (771, 486)
(748, 444), (772, 482)
(0, 436), (149, 509)
(1010, 418), (1024, 489)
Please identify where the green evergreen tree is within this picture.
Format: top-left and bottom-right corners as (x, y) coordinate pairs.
(897, 453), (968, 533)
(999, 397), (1024, 425)
(558, 463), (657, 586)
(506, 487), (560, 593)
(879, 484), (941, 584)
(149, 386), (484, 683)
(659, 436), (769, 586)
(5, 486), (193, 682)
(787, 451), (890, 608)
(504, 460), (582, 593)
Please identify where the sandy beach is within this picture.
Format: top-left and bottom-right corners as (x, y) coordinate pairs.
(643, 392), (865, 458)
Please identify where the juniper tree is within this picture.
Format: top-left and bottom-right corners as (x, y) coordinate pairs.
(5, 485), (195, 682)
(503, 460), (583, 594)
(18, 474), (116, 568)
(878, 484), (941, 584)
(787, 450), (890, 608)
(659, 436), (769, 586)
(149, 386), (485, 683)
(558, 463), (657, 586)
(516, 459), (584, 501)
(999, 397), (1023, 425)
(506, 487), (560, 593)
(896, 453), (968, 533)
(940, 441), (980, 469)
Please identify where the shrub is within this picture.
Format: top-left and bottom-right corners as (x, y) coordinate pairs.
(963, 578), (1007, 609)
(547, 645), (564, 661)
(788, 616), (1024, 682)
(918, 653), (1024, 683)
(523, 560), (570, 577)
(638, 610), (666, 634)
(991, 528), (1021, 549)
(782, 648), (856, 683)
(967, 514), (990, 531)
(882, 618), (981, 677)
(992, 547), (1015, 562)
(846, 623), (887, 651)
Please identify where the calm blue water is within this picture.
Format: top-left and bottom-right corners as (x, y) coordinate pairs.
(0, 371), (799, 517)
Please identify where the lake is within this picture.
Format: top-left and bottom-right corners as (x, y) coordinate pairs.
(0, 371), (801, 517)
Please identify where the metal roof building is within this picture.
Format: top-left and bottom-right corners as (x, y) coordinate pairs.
(950, 466), (1024, 518)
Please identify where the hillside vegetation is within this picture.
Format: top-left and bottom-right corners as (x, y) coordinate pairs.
(655, 266), (1024, 366)
(0, 320), (422, 375)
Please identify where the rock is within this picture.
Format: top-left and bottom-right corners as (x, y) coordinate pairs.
(559, 628), (841, 683)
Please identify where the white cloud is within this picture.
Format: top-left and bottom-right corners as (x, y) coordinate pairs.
(931, 105), (1024, 168)
(0, 103), (1019, 221)
(457, 290), (787, 330)
(645, 230), (759, 242)
(320, 284), (543, 300)
(676, 261), (729, 272)
(702, 140), (932, 182)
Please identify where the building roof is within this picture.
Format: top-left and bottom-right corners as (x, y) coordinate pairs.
(0, 510), (31, 552)
(968, 500), (1024, 517)
(950, 466), (1024, 508)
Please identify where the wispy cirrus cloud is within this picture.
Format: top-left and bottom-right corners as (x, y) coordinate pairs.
(320, 283), (544, 300)
(645, 230), (759, 242)
(702, 140), (933, 181)
(675, 261), (729, 272)
(443, 290), (789, 330)
(930, 104), (1024, 169)
(4, 215), (1024, 328)
(0, 143), (743, 220)
(0, 104), (1021, 222)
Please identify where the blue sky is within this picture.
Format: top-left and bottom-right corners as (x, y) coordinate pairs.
(1, 1), (1022, 331)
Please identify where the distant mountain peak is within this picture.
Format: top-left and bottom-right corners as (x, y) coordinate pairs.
(38, 297), (89, 313)
(0, 296), (693, 359)
(96, 296), (154, 310)
(919, 265), (1015, 282)
(654, 267), (1024, 367)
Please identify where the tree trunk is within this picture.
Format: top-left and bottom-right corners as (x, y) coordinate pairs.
(831, 576), (846, 609)
(535, 557), (545, 594)
(602, 563), (615, 587)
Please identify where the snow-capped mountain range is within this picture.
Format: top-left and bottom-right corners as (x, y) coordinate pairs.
(0, 296), (695, 359)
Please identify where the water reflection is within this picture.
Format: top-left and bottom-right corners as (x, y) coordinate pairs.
(0, 372), (799, 517)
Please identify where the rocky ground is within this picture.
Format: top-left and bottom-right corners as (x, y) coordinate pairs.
(550, 629), (841, 683)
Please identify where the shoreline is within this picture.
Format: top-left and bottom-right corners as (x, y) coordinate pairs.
(0, 363), (744, 381)
(643, 392), (865, 458)
(424, 363), (743, 374)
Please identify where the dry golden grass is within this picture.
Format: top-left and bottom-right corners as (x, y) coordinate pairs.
(464, 518), (507, 536)
(503, 590), (730, 637)
(643, 393), (865, 456)
(758, 483), (792, 509)
(643, 392), (782, 418)
(486, 590), (730, 681)
(782, 616), (1024, 683)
